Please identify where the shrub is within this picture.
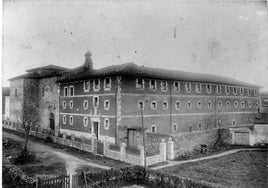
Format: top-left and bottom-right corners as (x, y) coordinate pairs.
(14, 150), (36, 164)
(45, 136), (53, 143)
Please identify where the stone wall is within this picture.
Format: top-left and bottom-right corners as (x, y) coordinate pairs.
(145, 132), (171, 154)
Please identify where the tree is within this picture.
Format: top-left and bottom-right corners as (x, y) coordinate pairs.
(23, 120), (31, 152)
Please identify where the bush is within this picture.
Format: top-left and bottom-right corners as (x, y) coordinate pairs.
(14, 150), (35, 164)
(45, 136), (53, 143)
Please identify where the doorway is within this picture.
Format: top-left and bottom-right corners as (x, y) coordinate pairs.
(49, 112), (55, 130)
(93, 121), (99, 139)
(127, 129), (138, 148)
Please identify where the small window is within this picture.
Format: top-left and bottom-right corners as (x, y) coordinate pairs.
(240, 88), (244, 95)
(138, 101), (144, 109)
(63, 101), (66, 109)
(234, 101), (238, 108)
(104, 77), (111, 90)
(161, 81), (168, 91)
(249, 102), (252, 108)
(84, 117), (88, 127)
(69, 116), (73, 125)
(163, 101), (168, 109)
(188, 127), (192, 132)
(218, 101), (222, 108)
(136, 78), (144, 90)
(93, 79), (100, 91)
(187, 101), (191, 109)
(104, 118), (109, 129)
(216, 85), (221, 94)
(248, 88), (251, 96)
(256, 102), (259, 108)
(42, 87), (45, 97)
(175, 101), (180, 110)
(206, 84), (211, 94)
(208, 101), (212, 109)
(63, 115), (66, 124)
(104, 100), (110, 110)
(196, 83), (201, 93)
(233, 87), (237, 95)
(198, 122), (202, 129)
(226, 101), (230, 108)
(197, 101), (202, 109)
(241, 101), (245, 108)
(225, 86), (230, 94)
(84, 100), (88, 110)
(69, 101), (73, 109)
(64, 87), (68, 96)
(232, 120), (236, 126)
(151, 101), (157, 110)
(70, 86), (74, 96)
(185, 82), (191, 93)
(254, 89), (257, 96)
(173, 124), (177, 131)
(173, 81), (180, 92)
(15, 88), (18, 97)
(150, 80), (157, 90)
(84, 81), (90, 92)
(93, 96), (99, 107)
(151, 125), (157, 133)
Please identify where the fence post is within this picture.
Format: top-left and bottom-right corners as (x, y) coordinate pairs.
(167, 137), (175, 160)
(139, 145), (145, 166)
(103, 138), (109, 157)
(159, 139), (166, 161)
(120, 143), (126, 161)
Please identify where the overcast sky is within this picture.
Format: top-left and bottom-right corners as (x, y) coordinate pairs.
(2, 0), (268, 91)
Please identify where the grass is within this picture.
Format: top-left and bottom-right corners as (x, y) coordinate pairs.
(161, 150), (267, 188)
(75, 165), (105, 174)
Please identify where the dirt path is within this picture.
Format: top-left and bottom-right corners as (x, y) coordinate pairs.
(3, 132), (111, 176)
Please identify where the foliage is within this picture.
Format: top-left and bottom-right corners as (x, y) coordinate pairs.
(45, 136), (53, 143)
(14, 150), (36, 164)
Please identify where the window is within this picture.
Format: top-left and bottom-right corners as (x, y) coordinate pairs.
(93, 96), (99, 107)
(187, 101), (192, 109)
(197, 101), (202, 109)
(84, 100), (88, 110)
(63, 101), (66, 109)
(163, 101), (168, 109)
(240, 88), (244, 95)
(84, 81), (90, 92)
(69, 86), (74, 96)
(64, 87), (68, 96)
(226, 101), (230, 108)
(218, 101), (222, 108)
(216, 85), (221, 94)
(198, 121), (202, 129)
(104, 100), (110, 110)
(138, 101), (144, 109)
(42, 87), (45, 97)
(249, 102), (252, 108)
(104, 118), (109, 129)
(63, 115), (66, 124)
(232, 120), (236, 126)
(15, 88), (18, 97)
(241, 101), (245, 108)
(69, 116), (73, 125)
(185, 82), (191, 93)
(225, 86), (230, 94)
(93, 79), (100, 91)
(84, 117), (88, 127)
(234, 101), (238, 108)
(233, 87), (237, 95)
(248, 88), (251, 96)
(149, 80), (157, 90)
(173, 81), (180, 92)
(173, 124), (177, 131)
(104, 77), (111, 90)
(69, 101), (73, 109)
(151, 125), (157, 133)
(175, 101), (180, 110)
(188, 127), (192, 132)
(196, 83), (201, 93)
(151, 101), (157, 110)
(161, 81), (168, 91)
(206, 84), (211, 94)
(254, 89), (257, 96)
(208, 101), (212, 109)
(136, 78), (144, 90)
(256, 102), (259, 108)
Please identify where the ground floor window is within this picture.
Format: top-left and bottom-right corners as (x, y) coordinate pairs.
(84, 117), (88, 127)
(151, 125), (157, 133)
(232, 120), (236, 126)
(63, 115), (66, 124)
(104, 118), (109, 129)
(69, 116), (73, 125)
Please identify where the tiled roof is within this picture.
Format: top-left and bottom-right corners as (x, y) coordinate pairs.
(57, 63), (260, 88)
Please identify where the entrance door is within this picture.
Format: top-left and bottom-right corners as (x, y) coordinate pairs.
(93, 121), (99, 139)
(128, 129), (138, 148)
(49, 113), (55, 130)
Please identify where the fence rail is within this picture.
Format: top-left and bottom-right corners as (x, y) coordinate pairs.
(37, 175), (70, 188)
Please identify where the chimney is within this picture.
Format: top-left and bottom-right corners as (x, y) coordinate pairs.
(84, 51), (93, 70)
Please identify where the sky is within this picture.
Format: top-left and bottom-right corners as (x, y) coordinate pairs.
(2, 0), (268, 91)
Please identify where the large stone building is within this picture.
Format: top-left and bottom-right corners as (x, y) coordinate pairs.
(8, 65), (69, 131)
(57, 52), (261, 148)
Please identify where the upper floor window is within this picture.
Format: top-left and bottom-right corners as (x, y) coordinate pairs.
(149, 80), (157, 90)
(247, 88), (251, 96)
(104, 100), (110, 110)
(240, 88), (244, 95)
(69, 116), (73, 125)
(197, 101), (202, 109)
(69, 86), (74, 96)
(83, 100), (88, 110)
(185, 82), (191, 93)
(196, 83), (201, 93)
(233, 87), (237, 95)
(136, 78), (144, 90)
(104, 118), (109, 129)
(151, 125), (157, 133)
(216, 85), (221, 94)
(254, 89), (257, 96)
(163, 101), (168, 109)
(175, 101), (180, 110)
(84, 81), (90, 92)
(234, 101), (238, 108)
(225, 86), (230, 95)
(15, 88), (18, 97)
(241, 101), (245, 108)
(206, 84), (211, 94)
(208, 101), (212, 109)
(69, 101), (73, 109)
(64, 87), (68, 96)
(63, 101), (66, 109)
(218, 101), (222, 108)
(151, 101), (157, 110)
(173, 124), (177, 131)
(93, 96), (99, 107)
(41, 87), (45, 97)
(173, 82), (180, 92)
(63, 115), (66, 124)
(104, 77), (111, 90)
(93, 79), (100, 91)
(187, 101), (192, 109)
(226, 101), (230, 108)
(138, 101), (144, 109)
(161, 81), (168, 91)
(84, 117), (88, 127)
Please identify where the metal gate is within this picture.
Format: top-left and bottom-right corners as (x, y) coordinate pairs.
(37, 175), (70, 188)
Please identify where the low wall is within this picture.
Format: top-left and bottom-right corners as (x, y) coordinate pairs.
(145, 132), (171, 154)
(172, 128), (219, 156)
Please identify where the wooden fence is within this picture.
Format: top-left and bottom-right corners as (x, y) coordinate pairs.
(37, 175), (70, 188)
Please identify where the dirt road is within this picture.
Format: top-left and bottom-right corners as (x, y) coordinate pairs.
(3, 132), (111, 176)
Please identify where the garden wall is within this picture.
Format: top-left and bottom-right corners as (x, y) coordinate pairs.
(145, 132), (171, 154)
